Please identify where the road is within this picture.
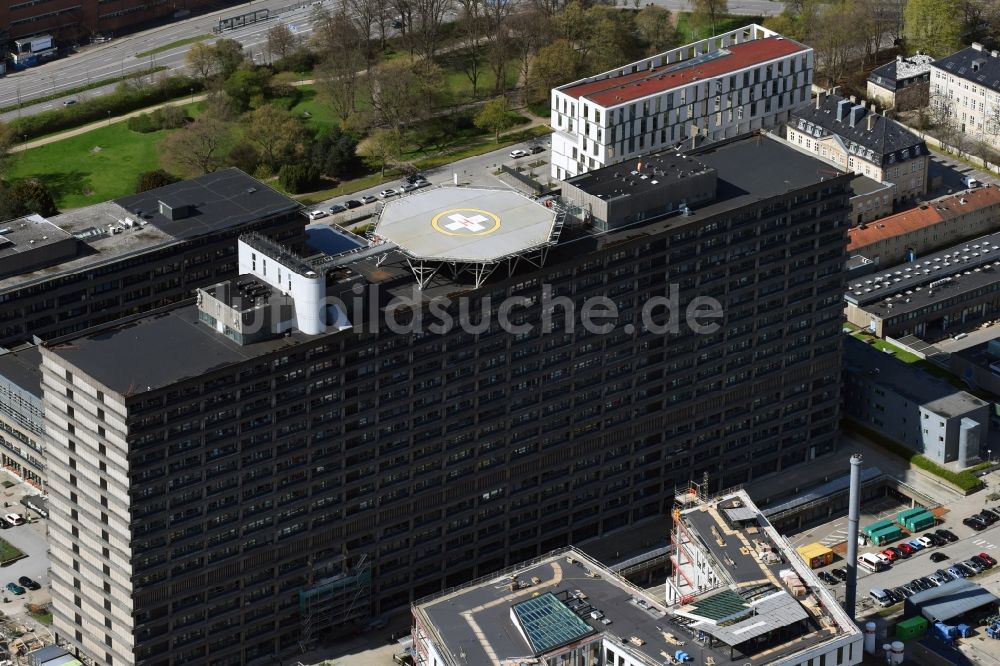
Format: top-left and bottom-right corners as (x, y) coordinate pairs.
(0, 0), (333, 122)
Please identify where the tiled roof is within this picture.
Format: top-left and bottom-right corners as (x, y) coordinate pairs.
(848, 186), (1000, 252)
(560, 37), (807, 108)
(933, 45), (1000, 92)
(790, 93), (925, 165)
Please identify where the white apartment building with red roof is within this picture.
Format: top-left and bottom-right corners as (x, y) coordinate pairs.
(550, 24), (813, 180)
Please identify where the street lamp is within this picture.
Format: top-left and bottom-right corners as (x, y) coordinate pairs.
(988, 449), (993, 463)
(107, 110), (112, 126)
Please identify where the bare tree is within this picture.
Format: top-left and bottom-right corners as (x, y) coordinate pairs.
(345, 0), (387, 68)
(369, 59), (443, 129)
(161, 119), (229, 176)
(266, 24), (298, 62)
(483, 0), (515, 93)
(407, 0), (453, 58)
(508, 9), (550, 91)
(316, 48), (367, 122)
(456, 0), (485, 96)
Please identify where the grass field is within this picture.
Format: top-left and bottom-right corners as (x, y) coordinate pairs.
(0, 538), (24, 565)
(10, 123), (167, 209)
(674, 13), (764, 43)
(136, 35), (212, 58)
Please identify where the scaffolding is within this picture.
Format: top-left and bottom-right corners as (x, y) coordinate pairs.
(298, 554), (372, 652)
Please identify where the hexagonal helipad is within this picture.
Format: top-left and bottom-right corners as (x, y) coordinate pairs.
(374, 187), (557, 263)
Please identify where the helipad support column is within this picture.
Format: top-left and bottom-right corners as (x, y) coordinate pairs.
(845, 454), (862, 619)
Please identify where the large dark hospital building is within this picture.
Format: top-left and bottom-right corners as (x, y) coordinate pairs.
(38, 133), (851, 665)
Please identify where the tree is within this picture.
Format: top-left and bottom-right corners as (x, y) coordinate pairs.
(635, 6), (677, 55)
(588, 5), (641, 72)
(0, 123), (16, 179)
(227, 143), (261, 174)
(691, 0), (728, 36)
(135, 169), (180, 193)
(186, 43), (217, 81)
(224, 64), (271, 111)
(368, 59), (444, 130)
(313, 7), (367, 122)
(904, 0), (961, 57)
(160, 119), (229, 176)
(475, 97), (515, 142)
(0, 179), (58, 218)
(407, 0), (454, 58)
(482, 0), (515, 93)
(212, 39), (247, 80)
(809, 0), (865, 85)
(266, 23), (298, 62)
(457, 0), (486, 96)
(242, 106), (308, 170)
(310, 127), (360, 178)
(278, 163), (318, 194)
(529, 39), (578, 102)
(358, 128), (403, 176)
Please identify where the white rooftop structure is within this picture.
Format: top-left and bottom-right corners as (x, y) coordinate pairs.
(373, 187), (563, 288)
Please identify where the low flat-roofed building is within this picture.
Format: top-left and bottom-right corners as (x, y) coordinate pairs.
(843, 336), (989, 466)
(867, 54), (934, 111)
(904, 578), (999, 623)
(849, 174), (894, 225)
(845, 229), (1000, 339)
(0, 345), (45, 491)
(848, 185), (1000, 266)
(0, 168), (304, 347)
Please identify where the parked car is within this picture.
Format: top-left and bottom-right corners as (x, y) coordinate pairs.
(889, 545), (908, 559)
(875, 552), (892, 565)
(971, 555), (990, 570)
(917, 535), (935, 548)
(924, 532), (945, 547)
(17, 577), (39, 591)
(897, 543), (916, 557)
(982, 508), (1000, 521)
(885, 588), (904, 604)
(0, 517), (11, 530)
(894, 586), (912, 599)
(328, 203), (346, 214)
(415, 179), (432, 188)
(977, 510), (999, 525)
(359, 195), (377, 204)
(935, 569), (954, 582)
(509, 149), (529, 159)
(5, 582), (24, 596)
(979, 552), (997, 567)
(918, 576), (936, 590)
(401, 182), (419, 192)
(344, 199), (363, 209)
(907, 539), (925, 551)
(63, 99), (77, 106)
(833, 567), (848, 581)
(818, 571), (836, 585)
(880, 548), (899, 562)
(378, 189), (398, 199)
(307, 209), (328, 221)
(530, 145), (545, 154)
(930, 552), (949, 563)
(4, 514), (24, 526)
(958, 560), (980, 574)
(869, 588), (892, 607)
(928, 574), (946, 586)
(935, 528), (958, 543)
(947, 565), (968, 579)
(964, 516), (988, 531)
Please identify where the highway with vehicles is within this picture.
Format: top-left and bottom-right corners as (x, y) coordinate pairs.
(0, 0), (332, 123)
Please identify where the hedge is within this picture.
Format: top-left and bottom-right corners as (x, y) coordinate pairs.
(845, 421), (984, 492)
(9, 74), (203, 141)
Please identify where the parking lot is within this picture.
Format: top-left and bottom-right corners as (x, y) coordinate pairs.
(0, 479), (51, 629)
(799, 500), (1000, 611)
(300, 135), (553, 227)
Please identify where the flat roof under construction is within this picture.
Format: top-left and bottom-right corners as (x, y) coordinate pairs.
(374, 187), (557, 263)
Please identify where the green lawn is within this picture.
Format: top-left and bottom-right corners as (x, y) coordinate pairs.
(674, 13), (764, 43)
(0, 538), (24, 565)
(437, 50), (520, 104)
(28, 606), (52, 625)
(10, 123), (167, 209)
(136, 35), (212, 58)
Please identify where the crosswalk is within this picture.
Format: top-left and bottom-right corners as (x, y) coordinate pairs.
(820, 528), (849, 547)
(972, 538), (998, 550)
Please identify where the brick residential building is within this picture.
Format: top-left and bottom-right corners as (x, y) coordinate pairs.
(549, 24), (813, 179)
(0, 1), (213, 43)
(848, 184), (1000, 265)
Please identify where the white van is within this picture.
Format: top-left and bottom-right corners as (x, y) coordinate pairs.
(859, 554), (888, 572)
(965, 176), (980, 189)
(869, 588), (891, 607)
